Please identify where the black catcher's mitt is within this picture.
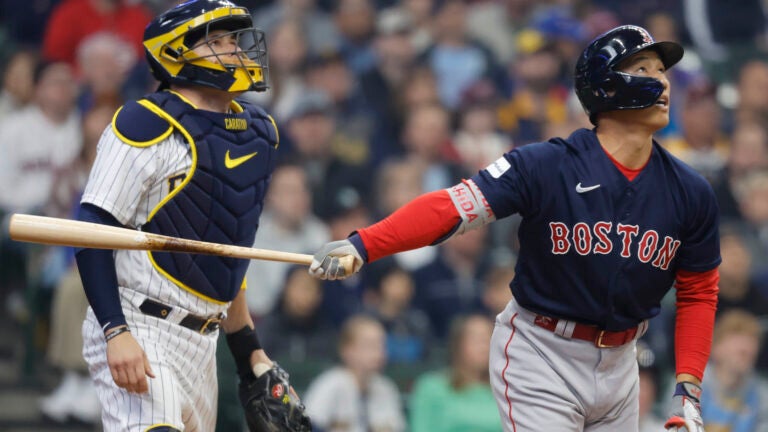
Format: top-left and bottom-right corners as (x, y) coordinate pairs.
(238, 363), (312, 432)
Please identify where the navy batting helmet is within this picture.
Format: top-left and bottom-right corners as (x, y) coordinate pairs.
(574, 25), (683, 124)
(143, 0), (268, 93)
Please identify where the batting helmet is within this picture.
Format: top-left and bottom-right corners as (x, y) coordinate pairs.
(143, 0), (268, 93)
(574, 25), (683, 124)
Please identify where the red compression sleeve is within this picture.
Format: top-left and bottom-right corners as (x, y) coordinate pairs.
(674, 267), (719, 380)
(357, 190), (461, 262)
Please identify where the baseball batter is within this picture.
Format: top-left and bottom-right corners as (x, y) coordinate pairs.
(75, 1), (309, 431)
(311, 25), (720, 432)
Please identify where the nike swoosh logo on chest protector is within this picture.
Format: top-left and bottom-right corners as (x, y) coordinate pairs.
(224, 150), (258, 169)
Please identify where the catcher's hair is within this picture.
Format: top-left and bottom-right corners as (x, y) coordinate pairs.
(712, 308), (763, 346)
(447, 313), (492, 390)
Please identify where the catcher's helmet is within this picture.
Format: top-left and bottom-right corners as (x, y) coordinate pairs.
(574, 25), (683, 124)
(143, 0), (268, 93)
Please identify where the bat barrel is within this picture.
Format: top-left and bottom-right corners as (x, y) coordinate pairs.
(7, 214), (351, 270)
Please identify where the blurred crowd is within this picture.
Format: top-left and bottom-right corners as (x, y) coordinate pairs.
(1, 0), (768, 430)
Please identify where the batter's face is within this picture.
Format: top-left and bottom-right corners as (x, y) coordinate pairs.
(614, 50), (671, 130)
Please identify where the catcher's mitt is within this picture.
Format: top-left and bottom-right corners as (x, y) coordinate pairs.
(238, 362), (312, 432)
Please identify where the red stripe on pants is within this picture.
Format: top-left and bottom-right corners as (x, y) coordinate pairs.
(501, 313), (518, 432)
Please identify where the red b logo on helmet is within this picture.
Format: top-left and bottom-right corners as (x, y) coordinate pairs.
(271, 384), (285, 398)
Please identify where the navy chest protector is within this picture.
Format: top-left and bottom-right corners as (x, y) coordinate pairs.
(139, 91), (277, 303)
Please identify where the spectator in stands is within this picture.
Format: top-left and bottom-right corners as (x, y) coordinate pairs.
(282, 89), (371, 222)
(0, 48), (38, 122)
(333, 0), (377, 74)
(454, 79), (512, 173)
(734, 170), (768, 268)
(420, 0), (498, 110)
(0, 61), (82, 216)
(496, 29), (571, 143)
(374, 156), (423, 220)
(699, 309), (768, 431)
(75, 32), (137, 113)
(359, 7), (418, 167)
(734, 60), (768, 127)
(302, 47), (376, 169)
(716, 226), (768, 316)
(245, 160), (330, 316)
(529, 6), (586, 80)
(396, 65), (440, 115)
(711, 121), (768, 222)
(252, 0), (340, 56)
(716, 225), (768, 370)
(304, 314), (405, 432)
(365, 266), (432, 364)
(41, 0), (152, 66)
(412, 226), (491, 339)
(401, 102), (464, 192)
(256, 266), (337, 365)
(249, 17), (309, 122)
(38, 104), (111, 425)
(0, 61), (82, 314)
(662, 79), (728, 182)
(465, 0), (537, 65)
(410, 313), (501, 432)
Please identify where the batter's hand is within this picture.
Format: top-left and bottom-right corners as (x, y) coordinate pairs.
(309, 239), (363, 280)
(106, 329), (155, 394)
(664, 382), (704, 432)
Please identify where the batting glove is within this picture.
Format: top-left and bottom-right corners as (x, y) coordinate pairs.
(664, 382), (704, 432)
(309, 239), (364, 280)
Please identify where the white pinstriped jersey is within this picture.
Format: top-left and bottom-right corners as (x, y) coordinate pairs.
(81, 125), (230, 320)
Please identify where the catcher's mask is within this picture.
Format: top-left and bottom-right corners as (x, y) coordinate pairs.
(574, 25), (683, 125)
(143, 0), (269, 93)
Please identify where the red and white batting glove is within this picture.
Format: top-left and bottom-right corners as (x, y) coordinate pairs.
(664, 382), (705, 432)
(309, 239), (364, 280)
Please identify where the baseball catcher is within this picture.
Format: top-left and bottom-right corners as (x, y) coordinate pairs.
(74, 0), (312, 430)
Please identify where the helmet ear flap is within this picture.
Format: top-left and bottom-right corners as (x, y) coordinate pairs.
(594, 72), (620, 98)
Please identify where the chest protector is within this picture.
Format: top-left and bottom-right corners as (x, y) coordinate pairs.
(140, 91), (277, 303)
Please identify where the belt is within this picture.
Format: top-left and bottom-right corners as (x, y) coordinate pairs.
(139, 299), (223, 335)
(533, 315), (639, 348)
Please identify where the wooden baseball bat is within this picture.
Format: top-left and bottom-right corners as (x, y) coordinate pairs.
(8, 214), (357, 274)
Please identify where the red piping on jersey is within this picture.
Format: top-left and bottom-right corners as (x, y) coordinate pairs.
(674, 268), (719, 380)
(502, 313), (519, 432)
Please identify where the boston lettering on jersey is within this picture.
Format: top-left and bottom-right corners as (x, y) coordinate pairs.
(468, 128), (720, 330)
(549, 221), (680, 270)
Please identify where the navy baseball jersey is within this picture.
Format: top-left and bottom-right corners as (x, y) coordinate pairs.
(471, 128), (721, 331)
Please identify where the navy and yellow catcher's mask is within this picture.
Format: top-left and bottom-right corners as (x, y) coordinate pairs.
(143, 0), (268, 93)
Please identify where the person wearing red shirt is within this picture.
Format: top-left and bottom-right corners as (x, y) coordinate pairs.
(42, 0), (152, 66)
